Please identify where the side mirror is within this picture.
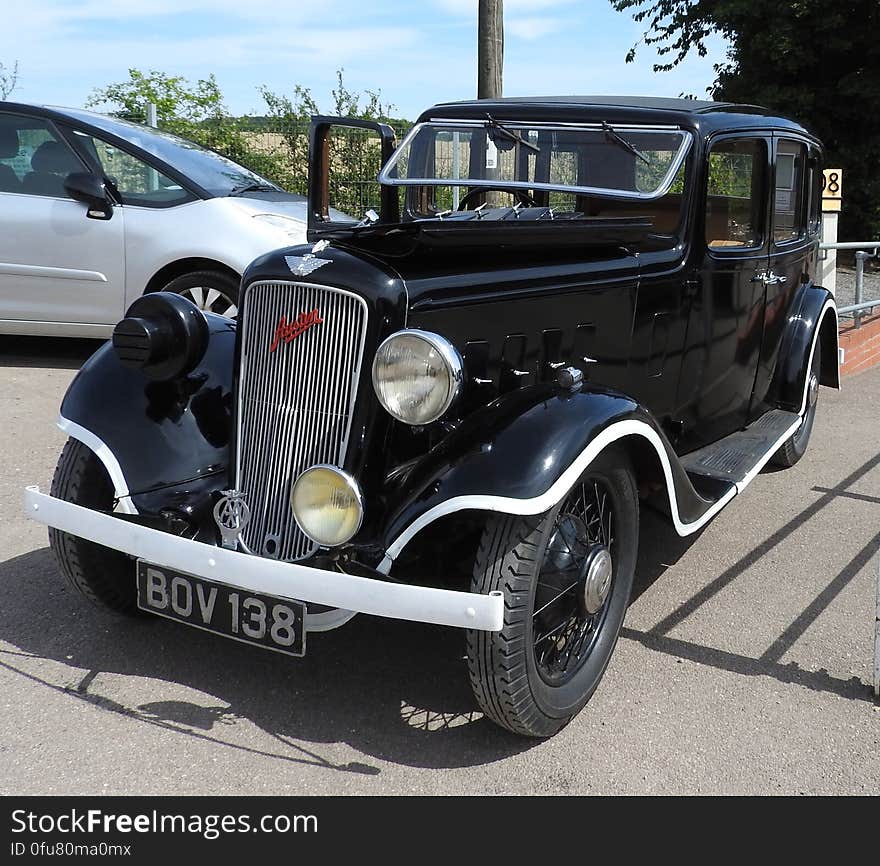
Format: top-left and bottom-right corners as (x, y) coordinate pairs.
(64, 172), (113, 220)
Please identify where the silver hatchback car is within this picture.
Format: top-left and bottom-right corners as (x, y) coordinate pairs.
(0, 102), (316, 337)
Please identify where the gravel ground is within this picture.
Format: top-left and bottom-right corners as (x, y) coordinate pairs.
(833, 265), (880, 313)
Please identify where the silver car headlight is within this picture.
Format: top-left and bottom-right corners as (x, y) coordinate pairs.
(372, 330), (463, 425)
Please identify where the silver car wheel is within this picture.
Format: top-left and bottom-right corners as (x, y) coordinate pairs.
(179, 286), (238, 319)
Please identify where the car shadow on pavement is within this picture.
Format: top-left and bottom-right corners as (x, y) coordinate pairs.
(631, 505), (701, 604)
(626, 454), (880, 705)
(0, 336), (104, 370)
(0, 547), (534, 775)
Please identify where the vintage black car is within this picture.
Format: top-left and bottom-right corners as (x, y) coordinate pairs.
(27, 96), (839, 737)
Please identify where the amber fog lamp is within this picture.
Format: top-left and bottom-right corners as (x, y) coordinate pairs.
(372, 330), (463, 425)
(112, 292), (209, 381)
(290, 465), (364, 547)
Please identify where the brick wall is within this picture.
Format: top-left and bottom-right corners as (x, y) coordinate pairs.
(838, 311), (880, 376)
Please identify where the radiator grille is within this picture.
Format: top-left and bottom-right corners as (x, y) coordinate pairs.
(235, 280), (368, 561)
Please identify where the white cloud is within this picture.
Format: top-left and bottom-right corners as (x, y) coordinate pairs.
(0, 1), (728, 120)
(507, 16), (562, 40)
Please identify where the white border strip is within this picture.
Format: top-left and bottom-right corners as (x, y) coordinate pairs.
(57, 414), (138, 515)
(23, 486), (504, 632)
(0, 262), (107, 282)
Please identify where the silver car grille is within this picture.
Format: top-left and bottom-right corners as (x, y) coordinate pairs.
(235, 280), (368, 561)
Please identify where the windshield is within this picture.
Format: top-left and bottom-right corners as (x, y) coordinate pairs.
(379, 120), (691, 201)
(58, 108), (278, 196)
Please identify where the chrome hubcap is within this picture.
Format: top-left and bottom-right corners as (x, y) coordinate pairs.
(180, 286), (238, 319)
(808, 372), (819, 408)
(581, 545), (613, 615)
(533, 478), (616, 684)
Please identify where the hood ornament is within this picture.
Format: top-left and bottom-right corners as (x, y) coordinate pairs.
(213, 490), (251, 550)
(284, 254), (330, 277)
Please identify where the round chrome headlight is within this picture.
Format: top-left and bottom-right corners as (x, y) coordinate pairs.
(290, 465), (363, 547)
(372, 330), (463, 425)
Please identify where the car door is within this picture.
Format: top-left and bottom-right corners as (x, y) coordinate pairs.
(675, 133), (771, 452)
(748, 135), (819, 412)
(0, 111), (125, 328)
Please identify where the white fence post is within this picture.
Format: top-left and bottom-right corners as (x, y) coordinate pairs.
(820, 168), (843, 295)
(821, 212), (838, 295)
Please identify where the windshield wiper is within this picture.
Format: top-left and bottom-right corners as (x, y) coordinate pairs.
(228, 182), (279, 196)
(486, 114), (541, 154)
(600, 121), (650, 166)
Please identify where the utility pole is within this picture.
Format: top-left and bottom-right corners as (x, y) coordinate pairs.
(477, 0), (503, 100)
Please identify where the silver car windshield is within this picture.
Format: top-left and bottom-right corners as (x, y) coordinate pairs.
(379, 120), (692, 201)
(58, 107), (278, 197)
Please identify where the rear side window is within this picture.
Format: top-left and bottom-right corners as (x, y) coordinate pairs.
(807, 146), (822, 237)
(705, 137), (766, 249)
(773, 139), (808, 243)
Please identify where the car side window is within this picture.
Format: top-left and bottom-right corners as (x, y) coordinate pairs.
(705, 137), (766, 249)
(0, 113), (84, 198)
(70, 130), (192, 207)
(773, 139), (808, 244)
(807, 146), (822, 237)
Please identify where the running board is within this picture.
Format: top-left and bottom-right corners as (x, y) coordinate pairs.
(680, 409), (801, 486)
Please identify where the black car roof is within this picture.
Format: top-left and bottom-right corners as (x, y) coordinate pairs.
(418, 94), (816, 140)
(433, 95), (742, 113)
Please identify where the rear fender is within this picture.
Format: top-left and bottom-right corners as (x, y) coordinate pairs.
(770, 285), (839, 412)
(58, 314), (235, 514)
(379, 385), (731, 564)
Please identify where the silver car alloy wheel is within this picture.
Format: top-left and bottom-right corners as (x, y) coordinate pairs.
(179, 286), (238, 319)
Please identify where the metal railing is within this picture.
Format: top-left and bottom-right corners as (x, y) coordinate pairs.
(820, 241), (880, 327)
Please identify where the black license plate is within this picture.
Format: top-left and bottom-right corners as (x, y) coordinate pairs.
(136, 561), (306, 657)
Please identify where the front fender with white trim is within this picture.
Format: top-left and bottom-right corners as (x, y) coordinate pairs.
(379, 385), (731, 566)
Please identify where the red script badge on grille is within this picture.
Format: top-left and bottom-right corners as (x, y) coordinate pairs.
(269, 309), (323, 352)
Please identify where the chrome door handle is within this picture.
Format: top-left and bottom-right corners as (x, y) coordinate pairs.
(751, 271), (788, 285)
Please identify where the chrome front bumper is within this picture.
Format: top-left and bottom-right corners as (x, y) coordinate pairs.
(24, 486), (504, 632)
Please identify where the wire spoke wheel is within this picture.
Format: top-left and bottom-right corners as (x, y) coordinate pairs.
(532, 478), (616, 684)
(467, 448), (639, 737)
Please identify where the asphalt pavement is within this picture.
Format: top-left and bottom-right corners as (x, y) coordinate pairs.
(1, 336), (878, 795)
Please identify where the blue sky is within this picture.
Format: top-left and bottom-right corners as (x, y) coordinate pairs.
(1, 0), (729, 119)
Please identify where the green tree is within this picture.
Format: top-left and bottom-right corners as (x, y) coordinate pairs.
(86, 68), (280, 179)
(85, 67), (410, 214)
(86, 68), (229, 124)
(258, 69), (407, 211)
(611, 0), (880, 240)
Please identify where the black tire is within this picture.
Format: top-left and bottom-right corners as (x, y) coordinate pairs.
(48, 439), (139, 615)
(467, 449), (639, 737)
(772, 348), (821, 468)
(160, 270), (239, 319)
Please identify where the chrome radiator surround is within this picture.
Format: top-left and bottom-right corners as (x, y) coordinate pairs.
(235, 280), (368, 561)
